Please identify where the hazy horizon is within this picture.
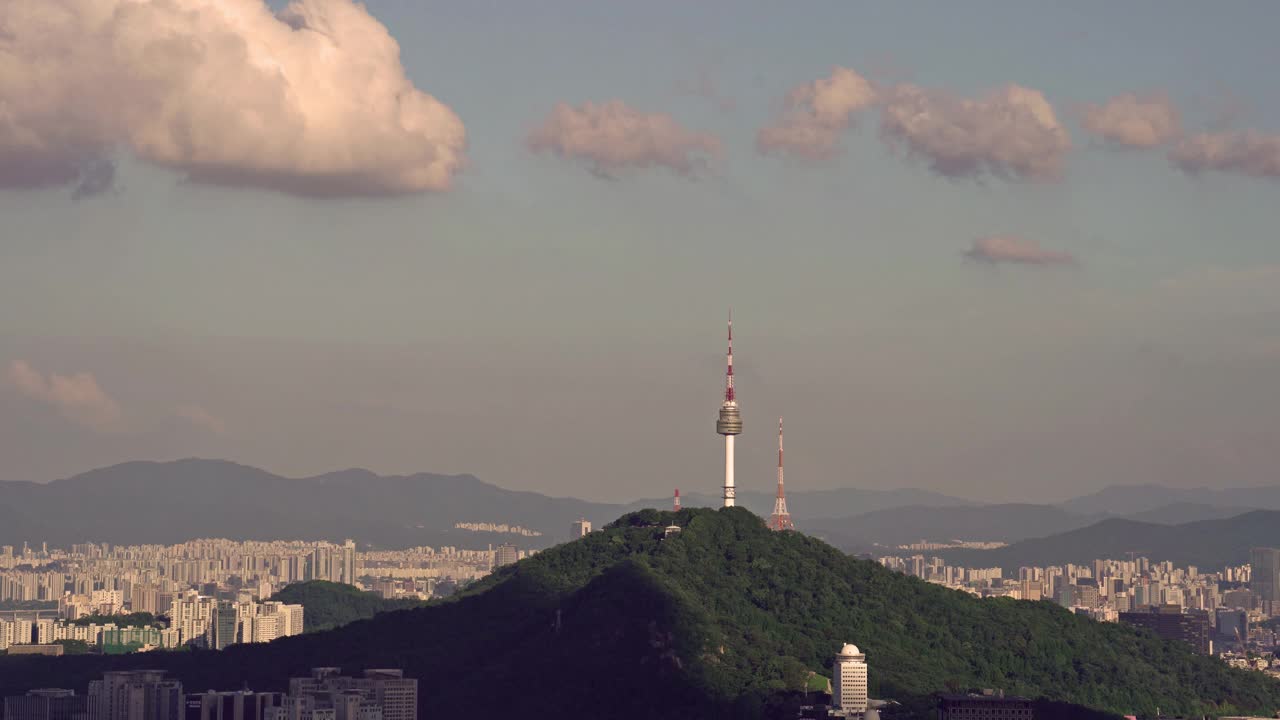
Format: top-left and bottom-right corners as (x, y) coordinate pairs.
(4, 2), (1279, 503)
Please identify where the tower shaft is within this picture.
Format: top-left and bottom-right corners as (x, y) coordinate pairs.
(716, 313), (741, 508)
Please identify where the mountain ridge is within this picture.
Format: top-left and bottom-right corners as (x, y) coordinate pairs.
(935, 510), (1280, 571)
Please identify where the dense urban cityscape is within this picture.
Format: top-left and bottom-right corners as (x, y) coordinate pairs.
(0, 537), (535, 654)
(5, 0), (1280, 718)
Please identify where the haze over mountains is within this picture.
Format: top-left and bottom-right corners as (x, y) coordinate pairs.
(2, 459), (1278, 563)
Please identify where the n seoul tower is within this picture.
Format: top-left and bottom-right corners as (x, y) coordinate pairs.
(716, 313), (743, 507)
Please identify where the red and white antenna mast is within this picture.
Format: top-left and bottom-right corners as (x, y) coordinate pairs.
(673, 488), (681, 512)
(768, 417), (795, 531)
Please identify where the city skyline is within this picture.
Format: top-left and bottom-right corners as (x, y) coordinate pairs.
(3, 1), (1280, 502)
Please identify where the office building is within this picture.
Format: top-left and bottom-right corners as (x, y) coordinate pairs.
(493, 545), (518, 569)
(89, 671), (183, 720)
(937, 692), (1033, 720)
(284, 669), (415, 720)
(185, 692), (281, 720)
(3, 689), (89, 720)
(1217, 609), (1249, 642)
(831, 643), (868, 717)
(1250, 547), (1280, 610)
(1119, 605), (1212, 654)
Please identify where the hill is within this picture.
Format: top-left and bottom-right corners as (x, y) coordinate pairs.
(1, 508), (1278, 718)
(936, 510), (1280, 571)
(268, 581), (424, 631)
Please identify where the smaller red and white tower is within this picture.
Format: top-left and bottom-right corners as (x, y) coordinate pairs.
(673, 488), (681, 512)
(768, 417), (795, 531)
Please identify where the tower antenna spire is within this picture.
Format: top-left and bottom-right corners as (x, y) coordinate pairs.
(768, 416), (794, 531)
(715, 311), (742, 507)
(724, 310), (735, 402)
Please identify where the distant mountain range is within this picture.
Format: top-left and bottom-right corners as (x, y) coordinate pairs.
(1057, 484), (1280, 516)
(0, 460), (617, 549)
(0, 459), (976, 549)
(933, 511), (1280, 571)
(805, 504), (1095, 551)
(2, 459), (1278, 561)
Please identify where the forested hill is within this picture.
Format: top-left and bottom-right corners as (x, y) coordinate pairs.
(268, 581), (424, 631)
(2, 508), (1279, 719)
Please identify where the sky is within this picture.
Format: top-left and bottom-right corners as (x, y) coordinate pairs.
(2, 0), (1280, 502)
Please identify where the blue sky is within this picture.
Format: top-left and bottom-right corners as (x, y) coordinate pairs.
(2, 0), (1278, 502)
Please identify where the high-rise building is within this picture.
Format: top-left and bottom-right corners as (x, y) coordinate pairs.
(1119, 605), (1212, 654)
(767, 417), (794, 531)
(89, 671), (183, 720)
(308, 547), (335, 583)
(1249, 547), (1280, 610)
(493, 545), (518, 569)
(715, 314), (742, 508)
(831, 643), (868, 717)
(208, 601), (237, 651)
(570, 519), (591, 539)
(340, 541), (357, 587)
(1217, 609), (1249, 642)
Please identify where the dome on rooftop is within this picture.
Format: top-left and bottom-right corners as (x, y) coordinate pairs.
(840, 643), (860, 656)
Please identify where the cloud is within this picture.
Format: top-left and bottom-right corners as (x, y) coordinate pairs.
(6, 360), (125, 432)
(0, 0), (466, 197)
(527, 101), (722, 179)
(756, 67), (878, 160)
(964, 236), (1076, 266)
(1081, 93), (1181, 148)
(880, 84), (1071, 181)
(176, 404), (227, 434)
(1169, 131), (1280, 179)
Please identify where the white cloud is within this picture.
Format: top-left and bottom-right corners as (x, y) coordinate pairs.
(6, 360), (125, 432)
(1170, 131), (1280, 179)
(1081, 93), (1181, 148)
(0, 0), (467, 197)
(527, 101), (722, 179)
(756, 67), (878, 160)
(880, 84), (1071, 181)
